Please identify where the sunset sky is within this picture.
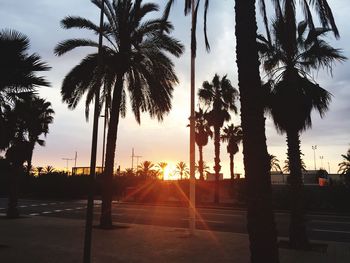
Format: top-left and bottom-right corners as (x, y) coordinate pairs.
(1, 0), (349, 177)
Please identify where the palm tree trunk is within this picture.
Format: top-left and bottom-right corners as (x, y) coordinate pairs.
(198, 145), (204, 180)
(7, 163), (20, 218)
(235, 0), (279, 262)
(286, 130), (309, 249)
(230, 153), (234, 180)
(26, 141), (35, 176)
(213, 125), (221, 204)
(100, 75), (123, 228)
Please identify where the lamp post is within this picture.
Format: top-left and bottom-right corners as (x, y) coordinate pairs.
(312, 145), (317, 170)
(188, 0), (196, 235)
(320, 156), (324, 170)
(83, 1), (105, 262)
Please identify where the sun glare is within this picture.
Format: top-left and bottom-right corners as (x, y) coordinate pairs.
(163, 163), (177, 180)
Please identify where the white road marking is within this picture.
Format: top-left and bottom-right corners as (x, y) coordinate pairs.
(65, 208), (73, 211)
(0, 213), (6, 216)
(19, 205), (27, 208)
(54, 210), (62, 212)
(0, 208), (5, 210)
(313, 228), (350, 234)
(30, 204), (38, 207)
(29, 213), (40, 216)
(75, 207), (84, 210)
(42, 211), (52, 214)
(41, 203), (48, 206)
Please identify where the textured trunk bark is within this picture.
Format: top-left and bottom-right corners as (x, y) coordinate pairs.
(100, 75), (123, 228)
(7, 164), (20, 218)
(286, 130), (309, 249)
(235, 0), (279, 262)
(26, 141), (35, 176)
(230, 153), (234, 180)
(213, 125), (221, 204)
(198, 145), (204, 180)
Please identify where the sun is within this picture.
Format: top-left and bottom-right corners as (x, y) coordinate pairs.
(163, 163), (177, 180)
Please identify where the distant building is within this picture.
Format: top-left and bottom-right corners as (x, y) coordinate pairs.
(270, 171), (286, 184)
(72, 167), (103, 176)
(206, 172), (223, 181)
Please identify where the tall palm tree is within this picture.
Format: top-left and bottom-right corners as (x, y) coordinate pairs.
(221, 124), (243, 180)
(156, 162), (168, 180)
(258, 10), (345, 248)
(175, 161), (190, 180)
(198, 74), (238, 203)
(55, 0), (184, 228)
(269, 154), (282, 172)
(194, 108), (212, 180)
(195, 161), (210, 179)
(0, 29), (50, 113)
(235, 0), (280, 261)
(338, 149), (350, 175)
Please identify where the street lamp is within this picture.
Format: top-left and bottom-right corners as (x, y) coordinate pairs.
(320, 156), (324, 170)
(312, 145), (317, 170)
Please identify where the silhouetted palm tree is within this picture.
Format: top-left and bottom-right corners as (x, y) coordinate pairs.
(195, 161), (210, 179)
(221, 124), (243, 180)
(44, 165), (55, 174)
(0, 29), (50, 113)
(194, 108), (212, 180)
(269, 154), (282, 172)
(259, 9), (345, 248)
(234, 1), (280, 260)
(338, 149), (350, 175)
(198, 74), (238, 203)
(55, 0), (184, 228)
(138, 161), (156, 178)
(156, 162), (168, 180)
(15, 96), (54, 175)
(283, 159), (307, 174)
(175, 161), (189, 180)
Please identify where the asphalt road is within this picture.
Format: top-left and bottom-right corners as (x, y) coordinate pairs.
(1, 198), (350, 243)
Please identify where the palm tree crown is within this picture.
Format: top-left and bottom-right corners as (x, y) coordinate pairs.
(338, 149), (350, 175)
(175, 161), (189, 180)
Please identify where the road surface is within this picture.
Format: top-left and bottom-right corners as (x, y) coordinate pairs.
(1, 198), (350, 243)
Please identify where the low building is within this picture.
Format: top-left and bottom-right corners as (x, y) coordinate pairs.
(72, 167), (103, 176)
(206, 172), (223, 181)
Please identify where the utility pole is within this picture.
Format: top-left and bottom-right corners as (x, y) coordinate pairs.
(62, 157), (74, 174)
(83, 1), (105, 262)
(74, 151), (78, 168)
(312, 145), (317, 170)
(328, 162), (331, 174)
(188, 0), (196, 235)
(130, 148), (142, 174)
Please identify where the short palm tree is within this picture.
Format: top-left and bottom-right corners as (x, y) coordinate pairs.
(338, 149), (350, 175)
(221, 124), (243, 180)
(258, 10), (345, 248)
(55, 0), (184, 228)
(15, 95), (54, 175)
(195, 161), (210, 179)
(175, 161), (189, 180)
(194, 108), (212, 180)
(44, 165), (55, 174)
(137, 161), (156, 178)
(156, 162), (168, 180)
(198, 74), (238, 203)
(269, 154), (282, 172)
(283, 159), (307, 174)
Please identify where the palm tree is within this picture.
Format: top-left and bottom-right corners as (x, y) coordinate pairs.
(0, 29), (50, 113)
(269, 154), (282, 172)
(195, 161), (210, 179)
(338, 149), (350, 175)
(198, 74), (238, 203)
(194, 108), (212, 180)
(175, 161), (190, 180)
(221, 124), (243, 180)
(55, 0), (184, 228)
(44, 165), (55, 174)
(234, 0), (280, 261)
(14, 96), (54, 175)
(259, 9), (345, 248)
(137, 161), (156, 178)
(283, 159), (307, 174)
(156, 162), (168, 180)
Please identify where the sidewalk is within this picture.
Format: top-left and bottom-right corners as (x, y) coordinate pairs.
(0, 216), (349, 263)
